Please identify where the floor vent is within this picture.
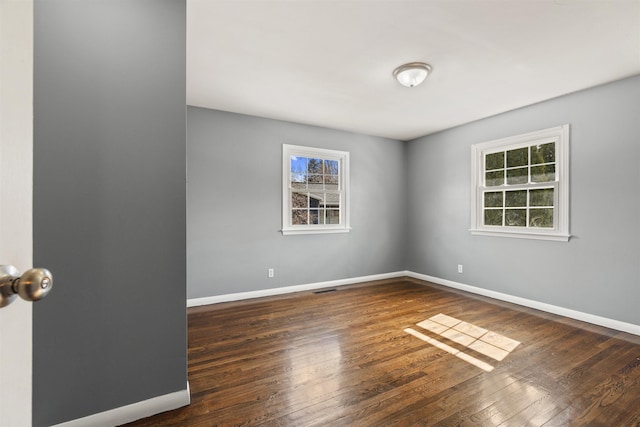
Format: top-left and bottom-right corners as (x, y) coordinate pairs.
(314, 288), (337, 294)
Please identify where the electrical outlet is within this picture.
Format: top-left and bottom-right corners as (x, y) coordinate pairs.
(268, 268), (274, 278)
(457, 264), (463, 274)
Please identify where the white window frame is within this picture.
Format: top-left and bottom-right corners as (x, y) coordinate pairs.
(470, 125), (570, 241)
(282, 144), (350, 235)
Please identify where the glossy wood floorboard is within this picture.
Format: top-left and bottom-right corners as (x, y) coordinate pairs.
(124, 278), (640, 426)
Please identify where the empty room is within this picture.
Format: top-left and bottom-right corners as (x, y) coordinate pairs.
(1, 0), (639, 426)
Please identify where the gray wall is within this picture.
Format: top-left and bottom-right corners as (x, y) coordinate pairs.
(187, 107), (407, 299)
(33, 1), (186, 425)
(406, 75), (640, 326)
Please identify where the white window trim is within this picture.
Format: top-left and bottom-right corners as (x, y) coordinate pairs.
(282, 144), (350, 235)
(470, 125), (570, 242)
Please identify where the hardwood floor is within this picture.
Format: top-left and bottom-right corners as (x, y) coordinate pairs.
(124, 278), (640, 426)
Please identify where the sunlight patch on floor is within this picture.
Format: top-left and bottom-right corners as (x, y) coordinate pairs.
(406, 313), (521, 371)
(405, 327), (496, 372)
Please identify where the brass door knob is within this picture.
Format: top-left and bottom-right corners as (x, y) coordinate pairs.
(0, 265), (53, 308)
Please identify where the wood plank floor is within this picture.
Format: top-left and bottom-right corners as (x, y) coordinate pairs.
(124, 278), (640, 426)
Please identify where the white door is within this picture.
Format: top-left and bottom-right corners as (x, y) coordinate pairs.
(0, 0), (34, 425)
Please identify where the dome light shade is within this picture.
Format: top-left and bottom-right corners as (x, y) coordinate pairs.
(393, 62), (432, 87)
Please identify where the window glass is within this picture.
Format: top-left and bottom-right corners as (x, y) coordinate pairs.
(530, 142), (555, 164)
(484, 209), (503, 226)
(531, 164), (555, 183)
(530, 208), (554, 228)
(485, 152), (504, 170)
(484, 191), (503, 208)
(506, 167), (528, 185)
(506, 147), (528, 168)
(530, 188), (554, 207)
(485, 170), (504, 187)
(505, 209), (526, 227)
(505, 190), (527, 207)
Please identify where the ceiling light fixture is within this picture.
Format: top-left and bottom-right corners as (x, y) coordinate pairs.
(393, 62), (432, 88)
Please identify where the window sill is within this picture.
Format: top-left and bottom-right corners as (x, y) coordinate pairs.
(470, 229), (571, 242)
(281, 227), (351, 236)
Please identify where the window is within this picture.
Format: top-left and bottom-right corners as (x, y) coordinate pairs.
(470, 125), (570, 241)
(282, 144), (350, 235)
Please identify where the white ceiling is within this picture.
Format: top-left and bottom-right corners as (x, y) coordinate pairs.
(187, 0), (640, 141)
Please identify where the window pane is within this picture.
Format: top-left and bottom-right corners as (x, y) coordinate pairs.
(485, 152), (504, 171)
(326, 209), (340, 224)
(309, 209), (320, 224)
(325, 174), (339, 190)
(484, 209), (503, 226)
(291, 156), (307, 173)
(324, 160), (339, 175)
(325, 175), (339, 184)
(505, 209), (526, 227)
(507, 167), (528, 185)
(291, 172), (306, 189)
(530, 142), (555, 165)
(531, 164), (555, 183)
(322, 193), (340, 209)
(506, 147), (528, 168)
(530, 188), (554, 207)
(484, 191), (503, 208)
(486, 170), (504, 187)
(291, 192), (308, 208)
(292, 210), (308, 225)
(307, 158), (323, 174)
(505, 190), (526, 207)
(529, 208), (554, 228)
(308, 174), (323, 189)
(308, 195), (320, 208)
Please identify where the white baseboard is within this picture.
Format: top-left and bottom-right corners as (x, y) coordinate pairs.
(51, 383), (190, 427)
(187, 271), (407, 307)
(188, 270), (640, 336)
(407, 271), (640, 336)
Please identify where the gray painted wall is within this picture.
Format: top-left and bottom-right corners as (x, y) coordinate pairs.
(33, 1), (186, 425)
(187, 107), (407, 299)
(406, 75), (640, 326)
